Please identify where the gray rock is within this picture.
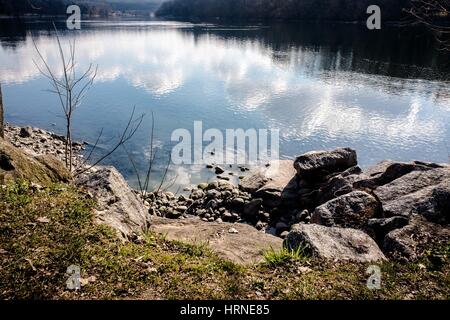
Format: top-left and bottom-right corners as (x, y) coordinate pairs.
(176, 205), (188, 212)
(367, 216), (409, 242)
(275, 221), (289, 233)
(316, 160), (447, 206)
(355, 160), (444, 190)
(374, 167), (450, 224)
(316, 166), (362, 204)
(294, 147), (357, 178)
(311, 191), (380, 230)
(165, 192), (175, 200)
(297, 209), (310, 222)
(367, 216), (410, 241)
(265, 226), (277, 236)
(230, 197), (245, 209)
(222, 190), (232, 198)
(191, 189), (204, 200)
(260, 211), (271, 222)
(207, 181), (219, 190)
(19, 126), (33, 138)
(280, 231), (289, 239)
(243, 198), (263, 219)
(255, 221), (265, 230)
(284, 224), (386, 262)
(76, 166), (150, 240)
(166, 208), (182, 219)
(240, 160), (298, 208)
(383, 216), (450, 260)
(218, 180), (235, 190)
(206, 189), (221, 199)
(197, 183), (208, 190)
(222, 211), (233, 221)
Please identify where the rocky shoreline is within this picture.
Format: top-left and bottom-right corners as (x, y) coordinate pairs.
(143, 148), (449, 262)
(2, 124), (449, 264)
(4, 124), (86, 169)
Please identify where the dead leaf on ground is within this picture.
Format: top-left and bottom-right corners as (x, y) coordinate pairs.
(36, 217), (50, 223)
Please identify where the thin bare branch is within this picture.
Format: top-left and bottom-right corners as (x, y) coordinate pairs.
(74, 106), (145, 177)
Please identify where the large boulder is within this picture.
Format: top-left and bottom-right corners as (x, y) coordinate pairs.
(284, 224), (386, 262)
(150, 216), (283, 265)
(383, 216), (450, 260)
(374, 167), (450, 224)
(310, 160), (444, 206)
(240, 160), (298, 207)
(311, 191), (380, 230)
(76, 166), (150, 240)
(367, 216), (410, 242)
(0, 138), (71, 185)
(294, 148), (357, 179)
(315, 166), (363, 205)
(353, 160), (443, 190)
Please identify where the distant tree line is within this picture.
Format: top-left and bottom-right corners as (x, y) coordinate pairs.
(156, 0), (418, 21)
(0, 0), (67, 16)
(0, 0), (113, 17)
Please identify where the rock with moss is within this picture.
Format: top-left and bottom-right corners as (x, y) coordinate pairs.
(0, 138), (71, 185)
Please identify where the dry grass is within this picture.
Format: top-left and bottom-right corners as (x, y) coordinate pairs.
(0, 181), (448, 300)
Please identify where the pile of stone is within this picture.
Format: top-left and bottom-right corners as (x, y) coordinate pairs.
(4, 124), (85, 168)
(144, 147), (449, 262)
(286, 148), (449, 262)
(143, 159), (308, 237)
(144, 181), (257, 223)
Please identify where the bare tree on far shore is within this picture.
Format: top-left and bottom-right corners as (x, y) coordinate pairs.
(32, 24), (97, 171)
(405, 0), (450, 50)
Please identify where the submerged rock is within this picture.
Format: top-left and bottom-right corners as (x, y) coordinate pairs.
(284, 224), (386, 262)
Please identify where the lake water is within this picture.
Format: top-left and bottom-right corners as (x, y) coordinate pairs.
(1, 18), (449, 190)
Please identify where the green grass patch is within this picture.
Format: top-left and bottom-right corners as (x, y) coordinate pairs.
(263, 245), (310, 267)
(0, 181), (448, 300)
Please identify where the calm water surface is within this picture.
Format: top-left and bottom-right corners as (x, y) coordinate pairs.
(1, 19), (449, 190)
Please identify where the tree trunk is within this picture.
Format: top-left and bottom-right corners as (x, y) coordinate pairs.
(65, 119), (71, 171)
(0, 83), (4, 139)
